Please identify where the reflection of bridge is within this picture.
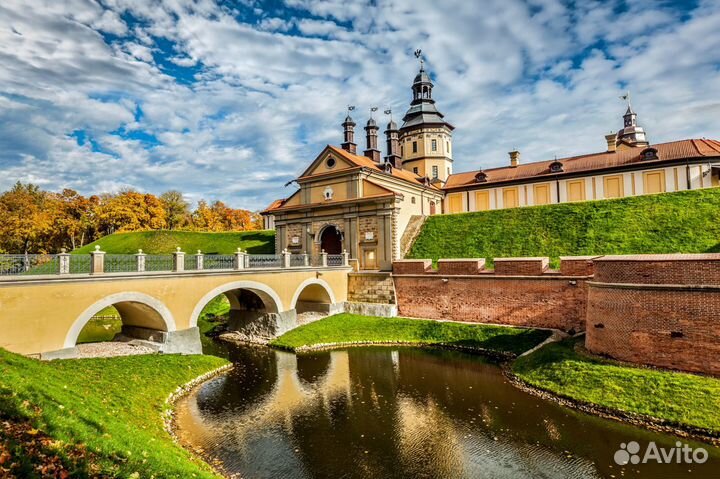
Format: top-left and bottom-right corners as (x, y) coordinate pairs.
(0, 251), (350, 359)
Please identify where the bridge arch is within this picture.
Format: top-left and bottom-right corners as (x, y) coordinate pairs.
(290, 278), (336, 312)
(65, 292), (176, 348)
(189, 280), (284, 328)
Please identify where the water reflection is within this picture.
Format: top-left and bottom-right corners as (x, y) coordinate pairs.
(176, 345), (720, 479)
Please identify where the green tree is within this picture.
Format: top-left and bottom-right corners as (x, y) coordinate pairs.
(160, 190), (190, 230)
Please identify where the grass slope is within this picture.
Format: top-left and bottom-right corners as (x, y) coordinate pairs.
(0, 349), (227, 477)
(512, 338), (720, 433)
(270, 313), (551, 355)
(73, 230), (275, 255)
(409, 188), (720, 267)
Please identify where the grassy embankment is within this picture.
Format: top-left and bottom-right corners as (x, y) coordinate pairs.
(0, 349), (227, 478)
(409, 188), (720, 267)
(512, 338), (720, 434)
(73, 229), (275, 255)
(270, 313), (551, 355)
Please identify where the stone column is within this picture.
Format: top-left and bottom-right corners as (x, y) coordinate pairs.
(320, 249), (328, 267)
(90, 245), (105, 275)
(136, 249), (146, 272)
(282, 249), (292, 268)
(196, 250), (204, 270)
(58, 249), (70, 275)
(173, 247), (185, 272)
(342, 249), (350, 267)
(234, 248), (246, 270)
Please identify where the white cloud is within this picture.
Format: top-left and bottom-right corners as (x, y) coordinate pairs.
(0, 0), (718, 211)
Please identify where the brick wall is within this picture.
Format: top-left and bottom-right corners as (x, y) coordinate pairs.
(392, 256), (589, 332)
(586, 255), (720, 376)
(348, 272), (396, 304)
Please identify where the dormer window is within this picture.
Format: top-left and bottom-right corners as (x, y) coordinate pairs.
(640, 148), (659, 161)
(384, 162), (393, 173)
(474, 171), (488, 183)
(549, 161), (564, 173)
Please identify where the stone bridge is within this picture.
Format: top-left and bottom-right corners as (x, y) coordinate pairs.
(0, 250), (350, 359)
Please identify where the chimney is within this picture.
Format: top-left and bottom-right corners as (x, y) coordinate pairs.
(509, 150), (520, 168)
(384, 120), (400, 167)
(341, 115), (357, 154)
(605, 132), (617, 152)
(364, 118), (381, 163)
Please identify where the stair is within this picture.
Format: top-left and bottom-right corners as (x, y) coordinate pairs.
(400, 215), (427, 258)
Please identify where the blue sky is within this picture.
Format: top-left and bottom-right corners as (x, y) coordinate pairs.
(1, 0), (719, 210)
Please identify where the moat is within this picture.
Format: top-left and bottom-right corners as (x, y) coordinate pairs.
(176, 344), (720, 479)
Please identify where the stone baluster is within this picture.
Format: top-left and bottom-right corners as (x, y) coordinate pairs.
(90, 245), (105, 275)
(58, 248), (70, 275)
(136, 249), (146, 272)
(320, 249), (328, 268)
(173, 247), (185, 272)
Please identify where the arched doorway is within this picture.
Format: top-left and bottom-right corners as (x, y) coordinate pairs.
(320, 226), (342, 254)
(429, 201), (436, 215)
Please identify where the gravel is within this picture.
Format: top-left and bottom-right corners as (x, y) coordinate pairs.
(76, 341), (157, 359)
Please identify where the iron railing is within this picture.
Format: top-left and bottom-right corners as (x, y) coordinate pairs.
(104, 255), (138, 273)
(290, 254), (308, 267)
(328, 254), (344, 266)
(247, 254), (282, 268)
(204, 255), (235, 270)
(0, 254), (59, 275)
(71, 255), (92, 274)
(185, 255), (199, 271)
(144, 255), (174, 272)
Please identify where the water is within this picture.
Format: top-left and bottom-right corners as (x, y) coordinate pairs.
(176, 344), (720, 478)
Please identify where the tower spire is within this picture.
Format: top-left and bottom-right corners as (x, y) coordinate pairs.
(341, 105), (357, 154)
(615, 93), (648, 149)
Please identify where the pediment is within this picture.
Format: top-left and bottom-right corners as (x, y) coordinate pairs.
(299, 145), (357, 178)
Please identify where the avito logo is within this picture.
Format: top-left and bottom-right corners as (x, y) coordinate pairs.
(614, 441), (708, 465)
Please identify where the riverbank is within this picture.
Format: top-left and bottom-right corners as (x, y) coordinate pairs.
(269, 313), (552, 356)
(0, 348), (227, 478)
(511, 337), (720, 443)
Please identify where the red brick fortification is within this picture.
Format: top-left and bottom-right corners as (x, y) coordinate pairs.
(392, 257), (590, 332)
(586, 254), (720, 376)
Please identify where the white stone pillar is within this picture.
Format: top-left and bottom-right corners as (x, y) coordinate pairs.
(301, 251), (309, 267)
(58, 249), (70, 275)
(342, 249), (350, 267)
(234, 248), (246, 270)
(282, 249), (292, 268)
(90, 245), (105, 275)
(196, 250), (204, 270)
(136, 249), (146, 272)
(173, 247), (185, 272)
(320, 249), (328, 268)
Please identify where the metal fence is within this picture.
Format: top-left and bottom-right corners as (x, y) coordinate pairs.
(328, 254), (344, 266)
(247, 254), (282, 268)
(71, 255), (92, 274)
(204, 255), (235, 270)
(0, 254), (59, 275)
(185, 254), (199, 271)
(144, 255), (174, 272)
(104, 255), (138, 273)
(290, 254), (308, 267)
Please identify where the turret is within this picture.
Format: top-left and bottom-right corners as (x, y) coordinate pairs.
(341, 114), (357, 154)
(384, 119), (400, 167)
(364, 116), (381, 163)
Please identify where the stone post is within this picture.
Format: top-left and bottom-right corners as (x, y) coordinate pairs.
(301, 251), (309, 267)
(342, 249), (350, 267)
(173, 247), (185, 272)
(135, 249), (146, 272)
(320, 249), (328, 268)
(90, 245), (105, 275)
(282, 249), (292, 268)
(234, 248), (246, 270)
(196, 250), (204, 270)
(58, 248), (70, 275)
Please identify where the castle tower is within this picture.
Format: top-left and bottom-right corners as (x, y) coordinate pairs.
(398, 55), (454, 182)
(364, 117), (381, 163)
(615, 95), (649, 150)
(341, 114), (357, 154)
(384, 118), (401, 167)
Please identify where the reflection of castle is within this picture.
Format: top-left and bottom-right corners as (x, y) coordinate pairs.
(263, 59), (720, 270)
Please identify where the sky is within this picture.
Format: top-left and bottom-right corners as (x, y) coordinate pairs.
(1, 0), (719, 210)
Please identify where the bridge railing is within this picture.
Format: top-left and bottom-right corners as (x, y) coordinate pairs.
(0, 248), (350, 277)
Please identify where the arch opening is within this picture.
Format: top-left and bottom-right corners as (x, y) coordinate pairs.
(290, 278), (340, 325)
(319, 225), (342, 254)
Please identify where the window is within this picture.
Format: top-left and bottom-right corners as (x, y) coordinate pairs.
(475, 191), (490, 211)
(448, 193), (463, 213)
(413, 167), (419, 174)
(474, 171), (487, 183)
(534, 184), (551, 205)
(603, 175), (624, 198)
(641, 148), (659, 161)
(446, 142), (450, 153)
(549, 161), (563, 173)
(401, 145), (404, 156)
(431, 139), (437, 151)
(567, 180), (585, 202)
(447, 167), (451, 176)
(325, 157), (336, 168)
(412, 141), (418, 153)
(643, 171), (665, 194)
(502, 187), (519, 208)
(432, 165), (439, 179)
(411, 196), (416, 204)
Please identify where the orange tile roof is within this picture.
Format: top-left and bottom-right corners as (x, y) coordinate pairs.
(326, 145), (437, 188)
(444, 139), (720, 189)
(262, 192), (396, 213)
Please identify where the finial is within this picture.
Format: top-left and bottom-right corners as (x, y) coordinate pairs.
(61, 247), (66, 253)
(414, 48), (424, 69)
(94, 245), (100, 251)
(369, 106), (378, 119)
(384, 109), (393, 121)
(138, 249), (143, 254)
(197, 250), (201, 254)
(176, 247), (181, 252)
(620, 91), (632, 109)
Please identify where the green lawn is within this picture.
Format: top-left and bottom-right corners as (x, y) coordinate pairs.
(0, 348), (227, 478)
(72, 230), (275, 255)
(410, 188), (720, 267)
(270, 313), (551, 355)
(512, 338), (720, 433)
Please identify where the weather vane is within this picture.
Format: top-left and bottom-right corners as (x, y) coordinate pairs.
(414, 48), (424, 68)
(384, 109), (392, 121)
(347, 105), (355, 113)
(370, 106), (378, 118)
(620, 91), (631, 108)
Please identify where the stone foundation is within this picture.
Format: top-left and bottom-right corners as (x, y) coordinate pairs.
(347, 272), (396, 304)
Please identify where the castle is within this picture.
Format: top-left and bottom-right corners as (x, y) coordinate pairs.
(262, 61), (720, 270)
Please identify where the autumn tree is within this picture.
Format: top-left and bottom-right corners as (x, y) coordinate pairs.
(50, 189), (97, 250)
(96, 190), (167, 235)
(0, 183), (53, 254)
(160, 190), (190, 230)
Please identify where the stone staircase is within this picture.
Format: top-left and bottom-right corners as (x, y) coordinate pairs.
(400, 215), (427, 258)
